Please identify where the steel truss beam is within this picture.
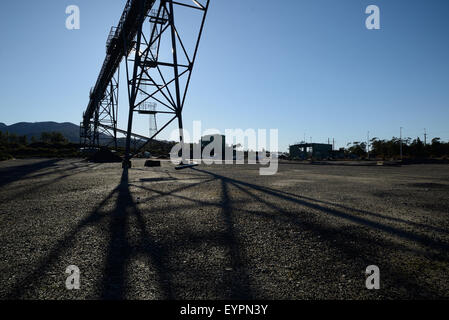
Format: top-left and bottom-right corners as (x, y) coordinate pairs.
(92, 122), (151, 151)
(83, 0), (156, 129)
(122, 0), (210, 166)
(81, 69), (120, 149)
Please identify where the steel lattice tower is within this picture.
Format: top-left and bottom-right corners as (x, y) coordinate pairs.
(81, 0), (210, 166)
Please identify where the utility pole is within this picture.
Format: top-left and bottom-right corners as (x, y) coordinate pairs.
(424, 128), (427, 146)
(367, 131), (370, 160)
(400, 127), (403, 161)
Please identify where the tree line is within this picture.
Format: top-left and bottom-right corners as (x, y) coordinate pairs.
(346, 137), (449, 159)
(0, 131), (68, 145)
(0, 131), (76, 161)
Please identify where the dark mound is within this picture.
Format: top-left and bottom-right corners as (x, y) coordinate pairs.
(87, 149), (122, 163)
(144, 160), (161, 167)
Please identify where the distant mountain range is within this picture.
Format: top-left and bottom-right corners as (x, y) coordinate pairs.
(0, 122), (175, 152)
(0, 122), (80, 142)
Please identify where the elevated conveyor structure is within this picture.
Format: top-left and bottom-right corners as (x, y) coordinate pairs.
(81, 0), (210, 167)
(83, 0), (155, 129)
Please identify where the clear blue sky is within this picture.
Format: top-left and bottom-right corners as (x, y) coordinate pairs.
(0, 0), (448, 151)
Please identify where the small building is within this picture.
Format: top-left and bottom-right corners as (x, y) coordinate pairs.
(289, 143), (332, 160)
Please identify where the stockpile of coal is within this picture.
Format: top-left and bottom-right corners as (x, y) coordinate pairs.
(86, 148), (122, 163)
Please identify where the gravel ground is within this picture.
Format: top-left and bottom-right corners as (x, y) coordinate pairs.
(0, 158), (448, 300)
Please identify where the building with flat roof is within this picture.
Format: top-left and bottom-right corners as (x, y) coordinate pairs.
(289, 143), (332, 160)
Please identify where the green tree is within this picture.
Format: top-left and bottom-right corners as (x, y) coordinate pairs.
(430, 138), (445, 157)
(41, 132), (52, 143)
(8, 133), (18, 144)
(347, 141), (367, 158)
(409, 138), (426, 158)
(18, 135), (27, 145)
(50, 132), (68, 144)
